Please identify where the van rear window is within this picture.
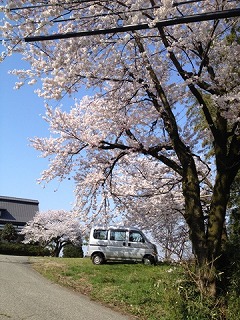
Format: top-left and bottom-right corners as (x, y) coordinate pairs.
(93, 229), (108, 240)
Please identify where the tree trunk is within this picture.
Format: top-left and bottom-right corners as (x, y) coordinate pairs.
(182, 163), (238, 297)
(53, 241), (62, 257)
(181, 157), (219, 297)
(182, 160), (206, 260)
(207, 173), (230, 260)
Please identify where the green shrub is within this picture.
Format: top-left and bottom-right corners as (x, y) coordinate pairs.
(1, 223), (18, 242)
(179, 280), (226, 320)
(0, 242), (50, 256)
(62, 244), (84, 258)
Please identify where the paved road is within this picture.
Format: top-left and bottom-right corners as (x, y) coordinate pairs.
(0, 255), (131, 320)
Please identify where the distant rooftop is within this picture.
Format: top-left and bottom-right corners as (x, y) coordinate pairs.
(0, 195), (39, 204)
(0, 196), (39, 230)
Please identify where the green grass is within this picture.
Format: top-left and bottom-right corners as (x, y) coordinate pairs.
(30, 257), (184, 320)
(29, 257), (240, 320)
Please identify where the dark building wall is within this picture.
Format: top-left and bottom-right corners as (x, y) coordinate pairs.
(0, 196), (39, 232)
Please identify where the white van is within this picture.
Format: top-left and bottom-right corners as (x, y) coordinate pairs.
(86, 226), (158, 265)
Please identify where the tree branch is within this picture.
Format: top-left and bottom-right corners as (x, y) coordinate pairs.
(157, 26), (220, 142)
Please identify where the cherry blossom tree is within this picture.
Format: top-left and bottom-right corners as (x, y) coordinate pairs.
(21, 210), (82, 257)
(110, 155), (192, 260)
(1, 0), (240, 297)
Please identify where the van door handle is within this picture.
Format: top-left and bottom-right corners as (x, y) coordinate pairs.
(123, 242), (126, 246)
(128, 243), (131, 247)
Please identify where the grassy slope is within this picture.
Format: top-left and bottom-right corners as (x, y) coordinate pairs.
(30, 257), (240, 319)
(30, 257), (184, 320)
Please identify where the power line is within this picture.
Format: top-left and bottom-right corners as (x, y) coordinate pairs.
(8, 0), (108, 11)
(8, 0), (206, 11)
(52, 6), (163, 23)
(51, 1), (210, 24)
(6, 0), (237, 12)
(24, 8), (240, 42)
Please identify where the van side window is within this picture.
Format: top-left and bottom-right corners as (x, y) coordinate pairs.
(93, 229), (108, 240)
(110, 230), (126, 241)
(129, 231), (145, 243)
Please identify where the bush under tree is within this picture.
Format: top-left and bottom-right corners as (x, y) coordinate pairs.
(62, 244), (84, 258)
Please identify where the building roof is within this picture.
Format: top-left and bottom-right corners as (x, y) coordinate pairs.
(0, 196), (39, 224)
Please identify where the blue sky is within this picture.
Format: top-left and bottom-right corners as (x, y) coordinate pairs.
(0, 53), (77, 211)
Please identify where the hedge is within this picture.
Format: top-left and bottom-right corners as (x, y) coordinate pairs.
(0, 242), (50, 256)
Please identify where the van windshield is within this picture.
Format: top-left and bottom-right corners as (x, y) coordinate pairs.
(129, 231), (145, 243)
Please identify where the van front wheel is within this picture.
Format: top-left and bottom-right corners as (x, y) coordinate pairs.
(92, 253), (104, 265)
